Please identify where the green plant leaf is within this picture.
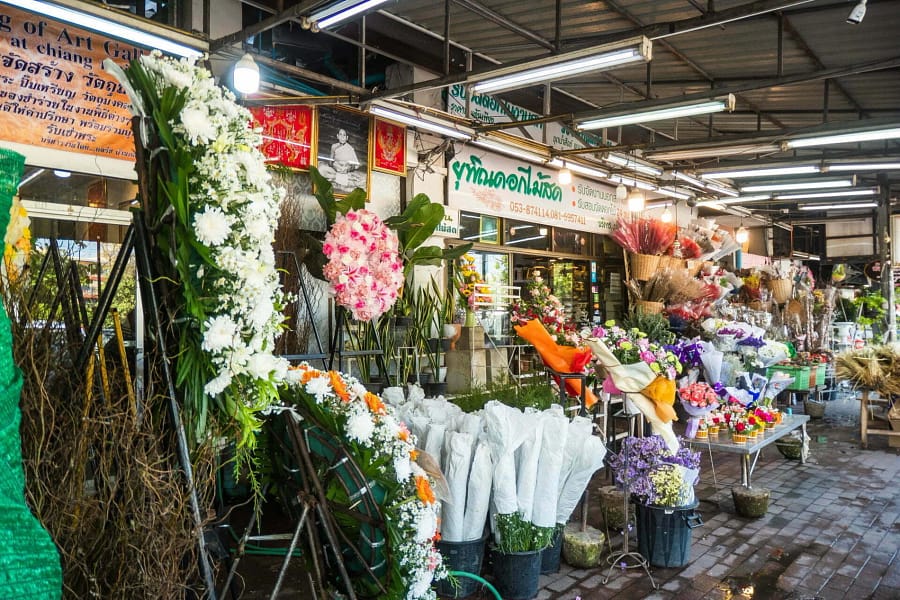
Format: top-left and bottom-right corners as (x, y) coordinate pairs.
(308, 166), (337, 224)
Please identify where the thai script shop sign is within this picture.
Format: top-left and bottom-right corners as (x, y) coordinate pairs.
(448, 150), (621, 234)
(0, 5), (142, 165)
(447, 85), (604, 152)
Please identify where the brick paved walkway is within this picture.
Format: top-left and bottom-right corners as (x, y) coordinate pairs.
(527, 391), (900, 600)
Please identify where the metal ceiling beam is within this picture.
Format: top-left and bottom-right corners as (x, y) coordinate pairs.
(779, 15), (866, 116)
(450, 0), (555, 51)
(210, 0), (318, 53)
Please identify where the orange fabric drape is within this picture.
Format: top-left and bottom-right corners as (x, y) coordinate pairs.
(514, 319), (598, 409)
(640, 376), (677, 423)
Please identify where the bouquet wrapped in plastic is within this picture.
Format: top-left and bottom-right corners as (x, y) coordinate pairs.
(678, 382), (720, 438)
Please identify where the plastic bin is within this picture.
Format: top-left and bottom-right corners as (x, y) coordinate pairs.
(635, 501), (703, 568)
(436, 535), (488, 599)
(491, 549), (541, 600)
(767, 365), (811, 391)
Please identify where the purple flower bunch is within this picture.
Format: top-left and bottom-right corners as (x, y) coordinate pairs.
(737, 335), (766, 348)
(607, 436), (701, 505)
(665, 338), (704, 369)
(717, 326), (746, 338)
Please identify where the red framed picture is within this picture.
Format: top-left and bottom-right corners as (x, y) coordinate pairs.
(372, 118), (406, 176)
(250, 105), (315, 170)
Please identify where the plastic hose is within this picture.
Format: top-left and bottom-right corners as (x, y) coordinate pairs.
(449, 571), (502, 600)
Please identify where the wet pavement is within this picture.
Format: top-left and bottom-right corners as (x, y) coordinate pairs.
(531, 390), (900, 600)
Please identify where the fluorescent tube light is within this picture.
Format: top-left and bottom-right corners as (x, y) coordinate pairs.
(576, 95), (734, 131)
(702, 165), (820, 179)
(775, 188), (878, 201)
(309, 0), (390, 29)
(799, 202), (878, 211)
(369, 104), (473, 140)
(605, 153), (662, 176)
(725, 206), (752, 217)
(695, 195), (771, 207)
(826, 162), (900, 171)
(472, 138), (549, 164)
(792, 251), (820, 261)
(655, 187), (692, 200)
(469, 36), (651, 94)
(773, 221), (793, 232)
(671, 171), (706, 188)
(607, 174), (656, 191)
(741, 178), (854, 193)
(8, 0), (203, 57)
(647, 143), (781, 161)
(547, 159), (608, 180)
(704, 182), (739, 197)
(785, 126), (900, 149)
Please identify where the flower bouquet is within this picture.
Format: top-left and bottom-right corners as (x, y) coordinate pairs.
(678, 382), (720, 438)
(456, 254), (490, 326)
(611, 218), (677, 280)
(510, 275), (575, 342)
(607, 436), (700, 507)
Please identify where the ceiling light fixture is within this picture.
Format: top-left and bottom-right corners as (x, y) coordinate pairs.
(846, 0), (866, 24)
(18, 168), (46, 189)
(558, 163), (572, 185)
(6, 0), (203, 57)
(608, 174), (656, 191)
(605, 153), (663, 176)
(660, 206), (673, 223)
(785, 126), (900, 149)
(472, 137), (549, 163)
(799, 202), (878, 211)
(233, 53), (260, 94)
(576, 94), (735, 131)
(369, 103), (473, 140)
(826, 162), (900, 171)
(704, 182), (740, 197)
(702, 165), (820, 179)
(792, 251), (821, 261)
(647, 143), (781, 161)
(309, 0), (391, 29)
(53, 170), (71, 178)
(775, 188), (878, 201)
(547, 158), (609, 180)
(470, 36), (652, 94)
(616, 183), (628, 201)
(627, 188), (645, 212)
(695, 195), (772, 208)
(741, 178), (854, 193)
(735, 226), (749, 244)
(656, 187), (692, 200)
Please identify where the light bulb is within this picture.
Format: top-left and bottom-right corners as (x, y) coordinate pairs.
(616, 183), (628, 201)
(53, 170), (71, 178)
(558, 167), (572, 185)
(735, 226), (749, 244)
(660, 207), (673, 223)
(233, 53), (260, 94)
(627, 189), (645, 212)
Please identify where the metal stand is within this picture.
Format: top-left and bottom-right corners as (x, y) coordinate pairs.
(602, 428), (657, 589)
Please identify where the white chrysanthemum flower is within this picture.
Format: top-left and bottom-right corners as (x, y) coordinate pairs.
(180, 105), (218, 143)
(202, 315), (238, 352)
(204, 369), (232, 396)
(245, 352), (275, 379)
(346, 412), (375, 444)
(414, 507), (438, 543)
(305, 375), (332, 401)
(394, 455), (412, 483)
(286, 368), (303, 386)
(193, 207), (231, 246)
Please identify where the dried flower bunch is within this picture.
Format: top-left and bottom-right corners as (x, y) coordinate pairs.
(835, 345), (900, 397)
(612, 218), (677, 255)
(626, 269), (708, 304)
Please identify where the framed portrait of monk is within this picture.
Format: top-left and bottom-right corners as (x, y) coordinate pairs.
(372, 118), (406, 176)
(315, 106), (370, 197)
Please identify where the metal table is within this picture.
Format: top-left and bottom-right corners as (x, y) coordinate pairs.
(688, 415), (810, 488)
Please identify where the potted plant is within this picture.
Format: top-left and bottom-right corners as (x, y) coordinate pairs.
(491, 512), (555, 600)
(607, 436), (703, 568)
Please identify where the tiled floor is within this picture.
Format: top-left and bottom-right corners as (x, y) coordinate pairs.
(530, 391), (900, 600)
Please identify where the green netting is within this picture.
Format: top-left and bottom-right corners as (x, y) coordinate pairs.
(0, 147), (62, 599)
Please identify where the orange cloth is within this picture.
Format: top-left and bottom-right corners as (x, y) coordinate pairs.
(514, 319), (598, 409)
(640, 376), (677, 423)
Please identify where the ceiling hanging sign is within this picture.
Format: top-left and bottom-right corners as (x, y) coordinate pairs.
(446, 84), (604, 152)
(0, 4), (144, 176)
(448, 149), (622, 234)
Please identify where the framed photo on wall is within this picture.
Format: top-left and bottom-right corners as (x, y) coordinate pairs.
(372, 118), (406, 176)
(249, 105), (315, 170)
(315, 106), (370, 197)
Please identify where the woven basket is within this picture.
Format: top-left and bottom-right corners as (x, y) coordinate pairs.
(770, 278), (793, 304)
(685, 260), (703, 277)
(635, 300), (664, 315)
(732, 433), (747, 444)
(630, 253), (660, 281)
(804, 399), (826, 419)
(775, 438), (802, 460)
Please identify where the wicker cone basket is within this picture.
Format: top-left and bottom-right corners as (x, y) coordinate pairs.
(635, 300), (665, 315)
(630, 253), (660, 281)
(685, 260), (703, 277)
(770, 278), (793, 304)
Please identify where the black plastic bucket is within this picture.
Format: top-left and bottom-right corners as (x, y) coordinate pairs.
(635, 501), (703, 568)
(540, 529), (562, 574)
(436, 535), (487, 598)
(491, 549), (541, 600)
